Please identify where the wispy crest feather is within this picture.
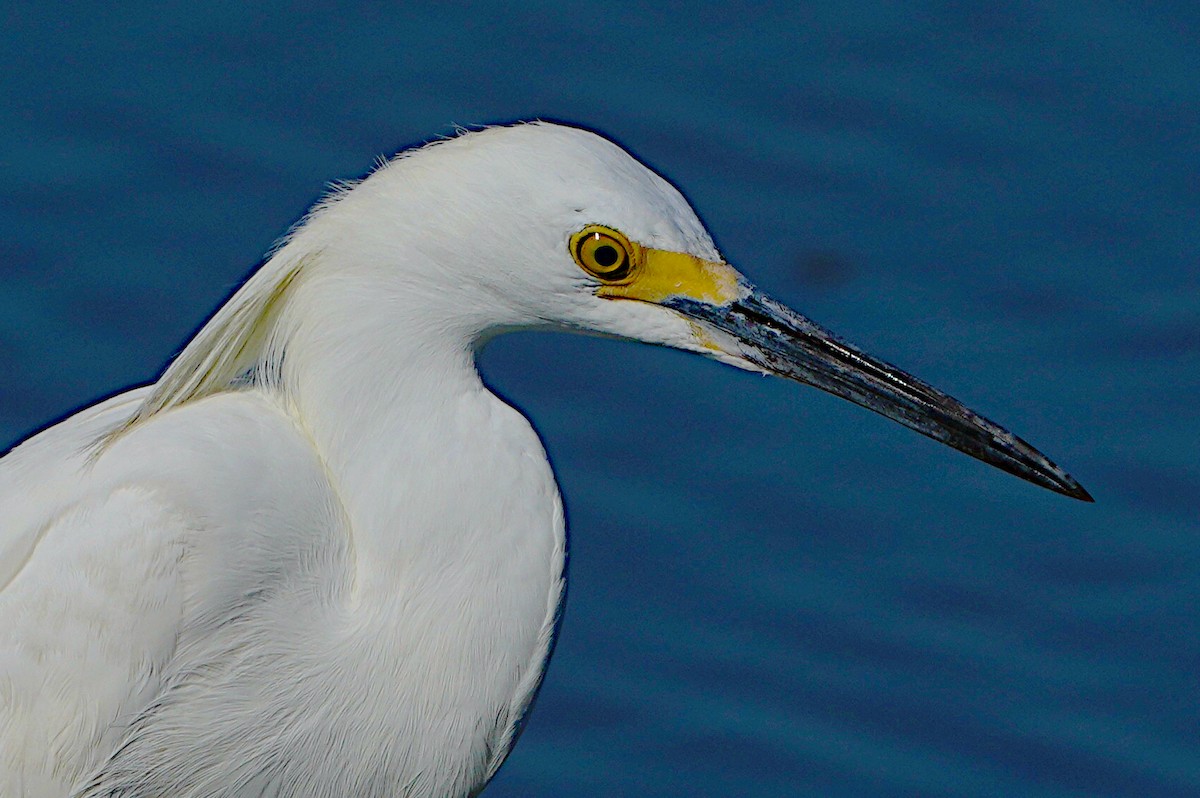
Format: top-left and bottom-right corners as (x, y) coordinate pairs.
(96, 251), (309, 450)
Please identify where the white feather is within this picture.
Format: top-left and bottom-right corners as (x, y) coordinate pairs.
(1, 122), (720, 797)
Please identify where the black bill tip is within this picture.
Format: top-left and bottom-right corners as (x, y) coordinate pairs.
(1063, 481), (1095, 503)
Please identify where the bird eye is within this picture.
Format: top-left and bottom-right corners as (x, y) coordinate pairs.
(571, 226), (635, 283)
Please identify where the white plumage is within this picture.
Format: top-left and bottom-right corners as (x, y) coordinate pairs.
(0, 122), (1088, 798)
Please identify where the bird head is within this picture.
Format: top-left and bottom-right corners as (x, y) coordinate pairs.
(337, 122), (1087, 500)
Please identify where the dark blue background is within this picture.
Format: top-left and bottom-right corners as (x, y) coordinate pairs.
(2, 3), (1198, 795)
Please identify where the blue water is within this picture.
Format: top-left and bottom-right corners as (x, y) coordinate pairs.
(2, 2), (1198, 795)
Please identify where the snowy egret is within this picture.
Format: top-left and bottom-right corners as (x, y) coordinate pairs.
(0, 122), (1090, 798)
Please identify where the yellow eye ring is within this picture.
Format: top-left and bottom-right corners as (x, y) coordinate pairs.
(570, 225), (636, 283)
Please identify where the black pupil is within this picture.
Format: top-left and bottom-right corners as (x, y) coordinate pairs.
(594, 245), (620, 268)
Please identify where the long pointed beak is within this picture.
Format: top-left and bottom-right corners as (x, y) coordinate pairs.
(664, 288), (1093, 501)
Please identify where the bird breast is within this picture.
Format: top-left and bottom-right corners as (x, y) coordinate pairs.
(4, 387), (565, 798)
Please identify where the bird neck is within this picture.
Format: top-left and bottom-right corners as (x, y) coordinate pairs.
(259, 265), (564, 792)
(272, 268), (515, 593)
(280, 268), (488, 450)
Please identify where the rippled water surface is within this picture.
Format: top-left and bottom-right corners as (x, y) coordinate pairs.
(2, 3), (1198, 795)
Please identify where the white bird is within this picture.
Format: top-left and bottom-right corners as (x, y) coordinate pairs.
(0, 122), (1090, 798)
